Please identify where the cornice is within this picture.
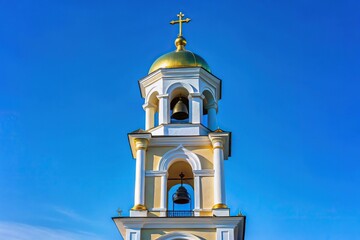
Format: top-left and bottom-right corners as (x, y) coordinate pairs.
(128, 132), (152, 158)
(208, 131), (232, 159)
(113, 216), (244, 229)
(138, 67), (222, 99)
(149, 135), (211, 147)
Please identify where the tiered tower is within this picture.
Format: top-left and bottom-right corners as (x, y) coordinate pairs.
(113, 12), (245, 240)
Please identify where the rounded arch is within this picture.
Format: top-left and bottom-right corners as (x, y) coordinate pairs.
(202, 88), (216, 110)
(145, 88), (160, 107)
(158, 146), (202, 212)
(165, 82), (195, 97)
(157, 232), (202, 240)
(167, 161), (194, 187)
(158, 145), (202, 171)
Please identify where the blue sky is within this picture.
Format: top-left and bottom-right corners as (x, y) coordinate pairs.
(1, 0), (359, 239)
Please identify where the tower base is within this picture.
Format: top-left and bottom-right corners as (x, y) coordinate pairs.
(113, 216), (245, 240)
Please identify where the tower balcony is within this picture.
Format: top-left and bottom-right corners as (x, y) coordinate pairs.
(166, 210), (194, 217)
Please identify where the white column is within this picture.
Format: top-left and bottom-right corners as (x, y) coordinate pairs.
(157, 94), (170, 125)
(189, 93), (204, 124)
(143, 102), (156, 130)
(160, 173), (167, 210)
(133, 138), (148, 210)
(207, 102), (218, 130)
(212, 138), (227, 208)
(194, 175), (201, 210)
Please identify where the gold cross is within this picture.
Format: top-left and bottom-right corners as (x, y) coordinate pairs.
(170, 12), (191, 37)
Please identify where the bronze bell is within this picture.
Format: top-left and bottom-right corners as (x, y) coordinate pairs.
(171, 97), (189, 120)
(173, 186), (190, 204)
(172, 172), (191, 204)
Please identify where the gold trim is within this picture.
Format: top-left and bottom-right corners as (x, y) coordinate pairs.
(134, 138), (149, 150)
(131, 204), (147, 211)
(213, 146), (224, 149)
(212, 203), (228, 209)
(136, 147), (147, 150)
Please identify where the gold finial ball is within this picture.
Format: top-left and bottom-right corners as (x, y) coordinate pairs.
(175, 36), (187, 51)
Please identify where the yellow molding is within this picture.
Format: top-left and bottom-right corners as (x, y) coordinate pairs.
(212, 203), (228, 209)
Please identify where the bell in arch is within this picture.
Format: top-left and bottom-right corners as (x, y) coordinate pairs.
(172, 172), (191, 204)
(171, 97), (189, 120)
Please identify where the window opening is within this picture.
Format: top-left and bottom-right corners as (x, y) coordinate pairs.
(167, 172), (194, 217)
(170, 96), (189, 123)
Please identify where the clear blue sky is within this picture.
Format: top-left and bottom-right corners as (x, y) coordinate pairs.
(1, 0), (359, 239)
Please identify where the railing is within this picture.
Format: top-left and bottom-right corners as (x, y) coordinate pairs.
(166, 210), (194, 217)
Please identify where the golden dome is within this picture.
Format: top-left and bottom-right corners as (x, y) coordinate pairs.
(148, 36), (211, 74)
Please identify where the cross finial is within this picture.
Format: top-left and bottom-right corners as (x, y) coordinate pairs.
(116, 208), (122, 216)
(170, 12), (191, 37)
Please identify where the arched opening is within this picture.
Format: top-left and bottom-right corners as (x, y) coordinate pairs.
(158, 145), (202, 214)
(170, 87), (190, 123)
(145, 91), (159, 129)
(167, 160), (194, 216)
(202, 90), (217, 130)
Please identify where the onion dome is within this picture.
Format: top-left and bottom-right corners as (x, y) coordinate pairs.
(149, 36), (211, 74)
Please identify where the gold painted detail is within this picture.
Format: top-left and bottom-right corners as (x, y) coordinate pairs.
(174, 36), (187, 52)
(213, 146), (224, 150)
(214, 128), (224, 133)
(212, 203), (228, 209)
(149, 50), (210, 73)
(134, 138), (149, 150)
(148, 12), (211, 74)
(131, 204), (147, 211)
(170, 12), (191, 37)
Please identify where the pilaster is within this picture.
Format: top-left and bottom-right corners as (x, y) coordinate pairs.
(188, 93), (204, 124)
(125, 228), (141, 240)
(159, 171), (168, 217)
(216, 228), (235, 240)
(157, 94), (170, 125)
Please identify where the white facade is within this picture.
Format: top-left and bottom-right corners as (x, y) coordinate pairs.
(139, 67), (221, 132)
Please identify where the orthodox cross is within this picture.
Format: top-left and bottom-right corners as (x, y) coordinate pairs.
(170, 12), (191, 37)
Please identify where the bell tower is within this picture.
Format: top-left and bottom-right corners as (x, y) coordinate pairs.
(113, 12), (245, 240)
